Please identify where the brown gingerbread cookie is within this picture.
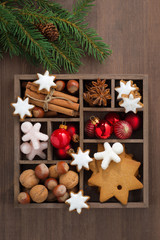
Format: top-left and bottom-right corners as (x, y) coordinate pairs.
(88, 145), (143, 205)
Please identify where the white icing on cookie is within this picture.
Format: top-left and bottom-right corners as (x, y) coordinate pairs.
(34, 70), (56, 92)
(115, 80), (137, 99)
(12, 97), (34, 120)
(65, 190), (90, 214)
(119, 93), (143, 113)
(20, 142), (48, 160)
(21, 122), (48, 150)
(94, 142), (123, 170)
(71, 148), (93, 171)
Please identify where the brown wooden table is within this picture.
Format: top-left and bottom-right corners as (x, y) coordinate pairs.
(0, 0), (159, 239)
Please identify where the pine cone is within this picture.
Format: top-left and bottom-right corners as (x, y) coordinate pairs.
(37, 23), (59, 42)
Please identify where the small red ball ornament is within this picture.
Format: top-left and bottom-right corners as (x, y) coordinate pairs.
(50, 124), (71, 149)
(95, 120), (113, 139)
(85, 116), (100, 138)
(67, 124), (79, 142)
(55, 144), (74, 159)
(105, 112), (120, 126)
(114, 120), (132, 139)
(125, 113), (141, 130)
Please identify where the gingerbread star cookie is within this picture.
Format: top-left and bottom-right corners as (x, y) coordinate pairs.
(34, 70), (56, 92)
(119, 92), (144, 113)
(115, 80), (138, 99)
(11, 97), (34, 120)
(65, 190), (90, 214)
(88, 144), (143, 205)
(71, 147), (93, 171)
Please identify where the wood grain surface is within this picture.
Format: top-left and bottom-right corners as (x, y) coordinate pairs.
(0, 0), (159, 239)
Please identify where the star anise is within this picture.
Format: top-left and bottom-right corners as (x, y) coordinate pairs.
(83, 78), (111, 106)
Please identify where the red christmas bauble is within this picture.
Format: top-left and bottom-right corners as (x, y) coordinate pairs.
(105, 112), (120, 126)
(55, 144), (73, 159)
(95, 120), (113, 139)
(67, 124), (79, 142)
(114, 120), (132, 139)
(85, 117), (100, 138)
(125, 113), (141, 130)
(50, 125), (71, 149)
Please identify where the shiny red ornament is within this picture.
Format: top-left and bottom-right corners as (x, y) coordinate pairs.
(125, 113), (141, 131)
(50, 124), (71, 149)
(85, 117), (100, 138)
(95, 120), (113, 139)
(55, 144), (73, 159)
(67, 124), (79, 142)
(105, 112), (120, 126)
(114, 120), (132, 139)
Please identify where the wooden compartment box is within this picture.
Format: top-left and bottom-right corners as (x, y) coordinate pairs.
(14, 74), (148, 208)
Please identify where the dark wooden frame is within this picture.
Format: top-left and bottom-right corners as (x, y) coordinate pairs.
(14, 74), (148, 208)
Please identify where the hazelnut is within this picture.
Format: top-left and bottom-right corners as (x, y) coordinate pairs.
(67, 80), (79, 94)
(53, 184), (66, 197)
(45, 178), (58, 190)
(47, 191), (57, 202)
(33, 107), (45, 118)
(56, 161), (69, 175)
(30, 185), (48, 203)
(19, 169), (39, 188)
(35, 163), (49, 180)
(17, 192), (30, 204)
(59, 170), (78, 189)
(57, 192), (69, 203)
(55, 80), (65, 91)
(49, 165), (59, 178)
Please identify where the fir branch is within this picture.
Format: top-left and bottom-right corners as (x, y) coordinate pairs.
(72, 0), (95, 18)
(51, 41), (80, 73)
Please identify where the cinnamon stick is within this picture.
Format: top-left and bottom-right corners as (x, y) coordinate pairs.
(25, 88), (79, 111)
(26, 82), (78, 103)
(29, 99), (76, 117)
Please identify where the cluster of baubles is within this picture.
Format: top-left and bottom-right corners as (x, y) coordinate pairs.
(85, 112), (141, 139)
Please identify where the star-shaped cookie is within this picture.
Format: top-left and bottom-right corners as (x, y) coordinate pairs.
(11, 97), (34, 120)
(88, 146), (143, 205)
(115, 80), (138, 99)
(65, 190), (90, 214)
(34, 70), (56, 92)
(119, 92), (143, 113)
(71, 147), (93, 171)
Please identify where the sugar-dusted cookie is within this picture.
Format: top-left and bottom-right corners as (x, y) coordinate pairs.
(20, 142), (48, 160)
(115, 80), (138, 99)
(119, 91), (144, 113)
(65, 190), (90, 214)
(94, 142), (124, 170)
(34, 70), (56, 93)
(71, 147), (93, 171)
(11, 97), (34, 120)
(21, 122), (49, 150)
(88, 146), (143, 205)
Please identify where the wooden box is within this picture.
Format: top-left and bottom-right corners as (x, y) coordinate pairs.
(14, 74), (148, 208)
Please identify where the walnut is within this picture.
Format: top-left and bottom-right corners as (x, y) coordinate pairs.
(19, 169), (39, 188)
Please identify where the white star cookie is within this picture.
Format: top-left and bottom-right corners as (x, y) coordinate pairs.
(34, 70), (56, 92)
(65, 190), (90, 214)
(115, 80), (138, 99)
(11, 97), (34, 120)
(21, 122), (49, 150)
(71, 147), (93, 171)
(20, 142), (48, 160)
(94, 142), (124, 170)
(119, 92), (143, 113)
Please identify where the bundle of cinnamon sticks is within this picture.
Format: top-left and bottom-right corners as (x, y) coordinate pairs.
(25, 82), (79, 117)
